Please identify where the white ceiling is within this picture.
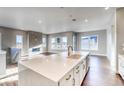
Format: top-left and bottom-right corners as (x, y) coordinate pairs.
(0, 7), (115, 34)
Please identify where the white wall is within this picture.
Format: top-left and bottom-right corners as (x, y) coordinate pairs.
(107, 9), (116, 72)
(0, 32), (1, 49)
(116, 8), (124, 73)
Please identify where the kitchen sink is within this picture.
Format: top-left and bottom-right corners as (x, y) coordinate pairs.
(67, 54), (82, 59)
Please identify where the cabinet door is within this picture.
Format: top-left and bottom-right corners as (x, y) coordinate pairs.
(79, 61), (86, 85)
(74, 64), (80, 86)
(85, 56), (89, 72)
(79, 62), (84, 84)
(120, 61), (124, 79)
(83, 59), (87, 74)
(59, 70), (74, 86)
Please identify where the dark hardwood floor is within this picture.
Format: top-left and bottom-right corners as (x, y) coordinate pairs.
(82, 56), (124, 86)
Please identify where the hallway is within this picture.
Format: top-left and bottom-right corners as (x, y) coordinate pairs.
(82, 56), (124, 86)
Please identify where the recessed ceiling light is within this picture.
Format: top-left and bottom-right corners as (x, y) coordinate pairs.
(84, 19), (88, 22)
(38, 20), (42, 24)
(72, 18), (76, 21)
(60, 7), (64, 8)
(105, 7), (109, 10)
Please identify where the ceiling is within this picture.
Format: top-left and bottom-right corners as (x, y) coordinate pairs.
(0, 7), (115, 34)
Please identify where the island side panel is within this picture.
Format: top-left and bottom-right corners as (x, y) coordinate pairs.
(18, 64), (58, 86)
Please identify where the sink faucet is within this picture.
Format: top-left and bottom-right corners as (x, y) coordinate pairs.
(68, 45), (73, 56)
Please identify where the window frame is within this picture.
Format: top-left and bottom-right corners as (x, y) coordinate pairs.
(81, 35), (98, 51)
(16, 35), (23, 49)
(51, 36), (68, 50)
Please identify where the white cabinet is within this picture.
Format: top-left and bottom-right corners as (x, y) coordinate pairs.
(60, 56), (89, 86)
(19, 53), (89, 86)
(79, 60), (86, 84)
(118, 55), (124, 80)
(59, 70), (74, 86)
(73, 58), (88, 86)
(59, 56), (89, 86)
(0, 33), (1, 49)
(74, 64), (80, 85)
(0, 51), (6, 75)
(86, 55), (89, 73)
(79, 62), (84, 84)
(83, 59), (87, 75)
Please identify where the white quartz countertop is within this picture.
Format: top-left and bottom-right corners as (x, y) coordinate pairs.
(19, 51), (89, 82)
(0, 50), (6, 54)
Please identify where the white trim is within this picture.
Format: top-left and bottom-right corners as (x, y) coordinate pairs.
(81, 35), (98, 51)
(0, 33), (1, 50)
(90, 53), (107, 57)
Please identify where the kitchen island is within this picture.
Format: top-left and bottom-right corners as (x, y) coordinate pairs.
(19, 51), (89, 86)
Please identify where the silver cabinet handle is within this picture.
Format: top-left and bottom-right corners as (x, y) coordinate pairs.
(73, 78), (75, 86)
(66, 75), (71, 80)
(76, 70), (80, 74)
(76, 66), (79, 69)
(83, 64), (85, 70)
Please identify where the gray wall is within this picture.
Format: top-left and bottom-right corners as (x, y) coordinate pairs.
(0, 27), (28, 63)
(77, 30), (107, 55)
(0, 27), (46, 64)
(28, 31), (42, 48)
(117, 8), (124, 55)
(48, 32), (73, 52)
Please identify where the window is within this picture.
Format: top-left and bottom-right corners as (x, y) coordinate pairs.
(81, 36), (90, 50)
(90, 35), (98, 50)
(16, 35), (23, 49)
(62, 37), (67, 49)
(81, 35), (98, 50)
(51, 38), (55, 43)
(51, 38), (56, 49)
(42, 37), (46, 48)
(62, 37), (67, 43)
(51, 37), (67, 50)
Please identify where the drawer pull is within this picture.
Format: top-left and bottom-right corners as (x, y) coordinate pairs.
(76, 66), (79, 69)
(83, 64), (85, 70)
(76, 70), (80, 74)
(66, 75), (71, 80)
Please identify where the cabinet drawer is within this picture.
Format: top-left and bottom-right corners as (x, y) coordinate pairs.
(74, 64), (80, 86)
(59, 70), (74, 86)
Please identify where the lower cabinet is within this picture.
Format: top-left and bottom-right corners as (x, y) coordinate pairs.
(74, 64), (80, 85)
(59, 57), (89, 86)
(118, 56), (124, 80)
(19, 55), (89, 86)
(59, 70), (74, 86)
(79, 60), (86, 85)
